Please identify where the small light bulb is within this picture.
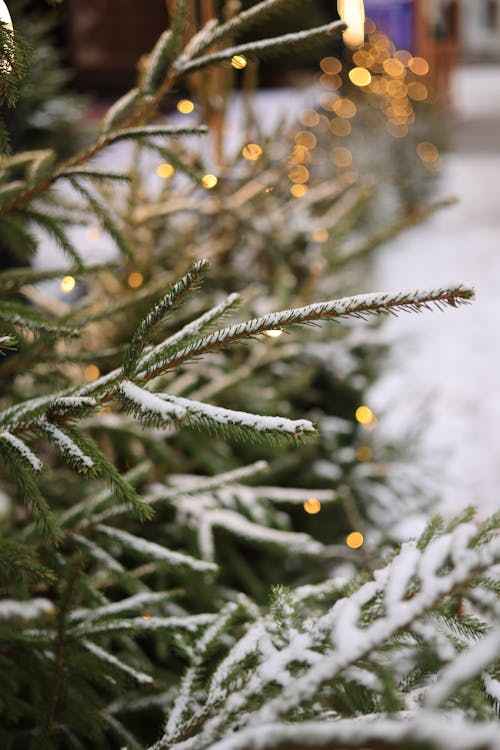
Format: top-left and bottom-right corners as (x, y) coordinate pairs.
(201, 174), (218, 189)
(355, 405), (375, 425)
(177, 99), (194, 114)
(84, 364), (100, 382)
(303, 498), (321, 514)
(346, 531), (364, 549)
(127, 272), (144, 289)
(156, 163), (175, 179)
(231, 54), (247, 69)
(263, 329), (283, 339)
(242, 143), (263, 161)
(60, 276), (76, 294)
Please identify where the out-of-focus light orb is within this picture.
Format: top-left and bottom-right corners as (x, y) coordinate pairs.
(295, 130), (317, 149)
(355, 405), (375, 425)
(127, 272), (143, 289)
(141, 611), (152, 620)
(231, 54), (247, 69)
(288, 164), (309, 184)
(60, 276), (76, 293)
(176, 99), (194, 114)
(417, 141), (439, 163)
(299, 108), (320, 127)
(331, 146), (353, 168)
(312, 228), (329, 243)
(409, 56), (430, 76)
(338, 0), (366, 48)
(383, 58), (405, 77)
(289, 145), (311, 165)
(346, 531), (364, 548)
(303, 497), (322, 514)
(85, 226), (101, 242)
(356, 445), (373, 462)
(242, 143), (263, 161)
(330, 117), (352, 136)
(387, 122), (409, 138)
(407, 81), (428, 101)
(201, 174), (218, 189)
(263, 329), (283, 338)
(333, 97), (357, 119)
(394, 49), (412, 66)
(320, 56), (342, 75)
(349, 66), (372, 86)
(84, 364), (100, 382)
(353, 49), (374, 68)
(290, 184), (308, 198)
(320, 73), (342, 91)
(156, 162), (175, 179)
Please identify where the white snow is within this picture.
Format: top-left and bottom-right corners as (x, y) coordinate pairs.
(39, 418), (94, 468)
(0, 431), (43, 471)
(0, 598), (55, 620)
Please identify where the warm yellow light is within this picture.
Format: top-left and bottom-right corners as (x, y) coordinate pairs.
(417, 141), (439, 163)
(303, 498), (321, 514)
(352, 49), (374, 68)
(355, 405), (375, 425)
(60, 276), (76, 293)
(231, 54), (247, 69)
(263, 329), (283, 338)
(242, 143), (263, 161)
(141, 611), (152, 620)
(408, 56), (430, 76)
(407, 81), (428, 101)
(333, 97), (357, 119)
(289, 145), (311, 165)
(288, 165), (310, 184)
(127, 272), (144, 289)
(201, 174), (218, 189)
(298, 109), (320, 127)
(349, 67), (372, 86)
(295, 131), (317, 149)
(290, 184), (308, 198)
(320, 56), (342, 75)
(386, 122), (409, 138)
(356, 445), (373, 462)
(85, 227), (101, 243)
(312, 228), (329, 243)
(346, 531), (364, 548)
(177, 99), (194, 114)
(331, 146), (352, 168)
(329, 117), (352, 137)
(320, 73), (342, 91)
(156, 162), (175, 179)
(383, 58), (405, 77)
(338, 0), (366, 48)
(84, 364), (100, 382)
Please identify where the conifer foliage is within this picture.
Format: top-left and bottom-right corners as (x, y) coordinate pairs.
(0, 2), (498, 749)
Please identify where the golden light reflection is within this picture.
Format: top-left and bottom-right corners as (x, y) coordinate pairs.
(329, 117), (352, 137)
(356, 445), (373, 462)
(263, 329), (283, 338)
(417, 141), (439, 163)
(407, 81), (428, 101)
(201, 174), (218, 189)
(242, 143), (263, 161)
(295, 130), (317, 149)
(408, 56), (430, 76)
(127, 272), (143, 289)
(60, 276), (76, 293)
(355, 405), (375, 425)
(349, 67), (372, 86)
(320, 56), (342, 75)
(289, 145), (311, 165)
(320, 73), (342, 91)
(338, 0), (366, 48)
(333, 98), (357, 119)
(84, 364), (100, 382)
(303, 497), (321, 514)
(312, 228), (329, 243)
(156, 162), (175, 179)
(141, 611), (152, 620)
(288, 164), (310, 184)
(231, 54), (247, 69)
(346, 531), (364, 548)
(383, 58), (405, 77)
(176, 99), (194, 114)
(299, 108), (320, 127)
(290, 184), (308, 197)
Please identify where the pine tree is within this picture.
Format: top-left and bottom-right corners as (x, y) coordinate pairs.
(0, 2), (498, 749)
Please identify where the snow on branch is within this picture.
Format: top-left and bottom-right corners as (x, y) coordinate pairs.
(118, 380), (186, 426)
(140, 284), (475, 379)
(0, 430), (43, 471)
(82, 640), (154, 685)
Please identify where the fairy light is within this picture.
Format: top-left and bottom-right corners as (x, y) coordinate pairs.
(60, 276), (76, 293)
(141, 611), (152, 620)
(332, 98), (357, 119)
(356, 445), (373, 462)
(383, 58), (405, 78)
(355, 405), (376, 426)
(320, 73), (342, 91)
(331, 146), (352, 168)
(84, 364), (100, 382)
(408, 56), (430, 76)
(242, 143), (262, 161)
(320, 56), (342, 75)
(290, 184), (308, 198)
(303, 498), (321, 515)
(330, 118), (352, 137)
(231, 54), (247, 69)
(407, 81), (428, 101)
(201, 174), (218, 189)
(298, 109), (320, 127)
(156, 162), (175, 179)
(263, 329), (283, 338)
(346, 531), (364, 548)
(348, 67), (371, 87)
(177, 99), (194, 114)
(337, 0), (365, 49)
(85, 227), (101, 242)
(288, 165), (309, 184)
(127, 272), (143, 289)
(312, 228), (329, 243)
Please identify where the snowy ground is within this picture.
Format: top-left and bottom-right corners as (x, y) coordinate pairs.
(367, 65), (500, 517)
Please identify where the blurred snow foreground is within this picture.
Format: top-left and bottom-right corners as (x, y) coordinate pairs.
(35, 76), (499, 517)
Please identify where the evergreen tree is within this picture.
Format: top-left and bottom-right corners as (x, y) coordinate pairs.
(0, 2), (498, 749)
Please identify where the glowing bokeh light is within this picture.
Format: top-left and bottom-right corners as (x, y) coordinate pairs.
(417, 141), (439, 163)
(156, 162), (175, 179)
(231, 54), (247, 69)
(303, 497), (321, 514)
(320, 56), (342, 75)
(346, 531), (364, 548)
(330, 117), (352, 137)
(312, 228), (329, 243)
(201, 174), (218, 189)
(242, 143), (263, 161)
(60, 276), (76, 293)
(288, 165), (310, 184)
(84, 364), (100, 382)
(356, 445), (373, 462)
(355, 405), (375, 425)
(338, 0), (366, 48)
(331, 146), (352, 168)
(299, 108), (320, 127)
(349, 66), (372, 86)
(290, 184), (308, 197)
(409, 56), (430, 76)
(383, 58), (405, 77)
(263, 329), (283, 338)
(127, 272), (144, 289)
(295, 131), (317, 149)
(333, 98), (357, 119)
(176, 99), (194, 114)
